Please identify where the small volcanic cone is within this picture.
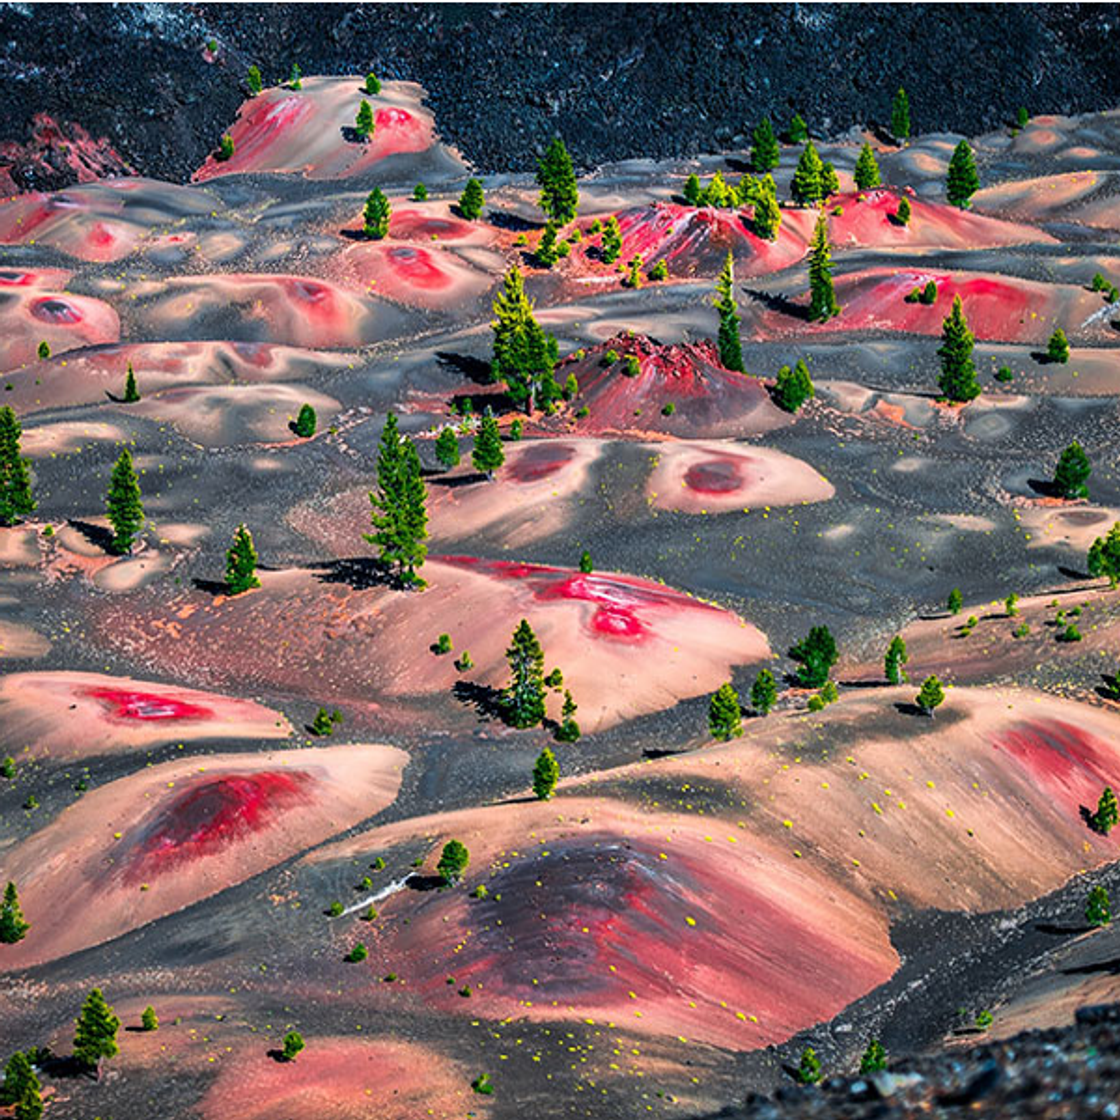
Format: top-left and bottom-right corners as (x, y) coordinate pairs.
(563, 332), (788, 438)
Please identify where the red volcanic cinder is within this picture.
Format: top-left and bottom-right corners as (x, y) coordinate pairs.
(84, 686), (213, 722)
(122, 770), (313, 882)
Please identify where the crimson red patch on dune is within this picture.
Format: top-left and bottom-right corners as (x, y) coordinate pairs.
(121, 770), (314, 883)
(562, 333), (788, 437)
(0, 671), (291, 758)
(330, 240), (495, 310)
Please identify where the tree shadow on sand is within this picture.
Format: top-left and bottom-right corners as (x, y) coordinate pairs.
(310, 557), (397, 592)
(742, 288), (809, 321)
(1062, 954), (1120, 975)
(894, 701), (932, 718)
(487, 208), (540, 233)
(1033, 920), (1097, 937)
(67, 518), (116, 552)
(436, 351), (493, 386)
(406, 873), (448, 893)
(452, 680), (505, 723)
(191, 577), (229, 597)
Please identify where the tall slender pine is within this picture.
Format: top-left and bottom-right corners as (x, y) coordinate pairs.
(364, 413), (428, 587)
(105, 447), (143, 555)
(807, 214), (840, 322)
(750, 117), (780, 172)
(0, 406), (35, 527)
(714, 252), (744, 371)
(891, 87), (911, 142)
(937, 295), (980, 402)
(536, 137), (579, 224)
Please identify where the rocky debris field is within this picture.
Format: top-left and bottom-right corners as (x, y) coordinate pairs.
(2, 4), (1120, 188)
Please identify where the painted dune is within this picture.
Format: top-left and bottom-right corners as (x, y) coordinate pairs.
(645, 440), (834, 514)
(766, 268), (1106, 344)
(88, 559), (769, 731)
(3, 341), (350, 415)
(193, 77), (466, 182)
(306, 797), (895, 1051)
(201, 1038), (473, 1120)
(0, 288), (119, 371)
(0, 671), (292, 759)
(137, 273), (410, 349)
(290, 438), (606, 550)
(0, 177), (220, 262)
(0, 743), (405, 969)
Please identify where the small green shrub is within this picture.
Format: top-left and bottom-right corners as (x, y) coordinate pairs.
(434, 633), (453, 655)
(604, 349), (620, 365)
(623, 355), (641, 378)
(661, 402), (676, 417)
(345, 942), (369, 963)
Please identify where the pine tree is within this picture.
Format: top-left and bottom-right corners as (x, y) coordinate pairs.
(750, 668), (777, 715)
(0, 406), (35, 527)
(536, 221), (560, 267)
(915, 674), (945, 716)
(708, 681), (743, 741)
(122, 362), (140, 403)
(884, 635), (909, 684)
(459, 178), (485, 221)
(1088, 522), (1120, 587)
(502, 619), (547, 728)
(600, 216), (623, 264)
(624, 254), (644, 289)
(1047, 327), (1071, 363)
(490, 267), (560, 413)
(788, 113), (808, 144)
(859, 1040), (888, 1074)
(752, 176), (781, 240)
(789, 625), (838, 688)
(37, 341), (50, 361)
(773, 359), (814, 412)
(895, 196), (912, 225)
(891, 87), (910, 142)
(555, 689), (581, 742)
(437, 839), (470, 884)
(281, 1031), (304, 1061)
(751, 117), (780, 172)
(217, 134), (234, 162)
(141, 1006), (159, 1031)
(2, 1052), (39, 1113)
(1090, 786), (1119, 835)
(1086, 885), (1111, 928)
(363, 187), (391, 239)
(821, 161), (840, 196)
(1054, 440), (1091, 499)
(73, 988), (121, 1079)
(472, 410), (505, 479)
(15, 1078), (43, 1120)
(714, 252), (744, 372)
(937, 295), (980, 402)
(355, 100), (375, 140)
(533, 747), (560, 800)
(0, 881), (29, 943)
(105, 447), (143, 555)
(413, 182), (428, 200)
(947, 587), (963, 614)
(796, 1047), (823, 1085)
(225, 524), (260, 595)
(807, 214), (840, 322)
(435, 427), (460, 470)
(363, 413), (428, 588)
(536, 136), (579, 224)
(854, 143), (881, 189)
(293, 402), (316, 437)
(791, 140), (823, 206)
(365, 72), (381, 95)
(683, 173), (703, 206)
(946, 140), (980, 208)
(288, 62), (302, 90)
(247, 64), (262, 96)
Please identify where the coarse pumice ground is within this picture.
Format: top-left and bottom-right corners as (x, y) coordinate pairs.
(5, 57), (1120, 1120)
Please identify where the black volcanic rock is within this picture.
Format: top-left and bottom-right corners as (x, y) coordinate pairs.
(1, 4), (1119, 189)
